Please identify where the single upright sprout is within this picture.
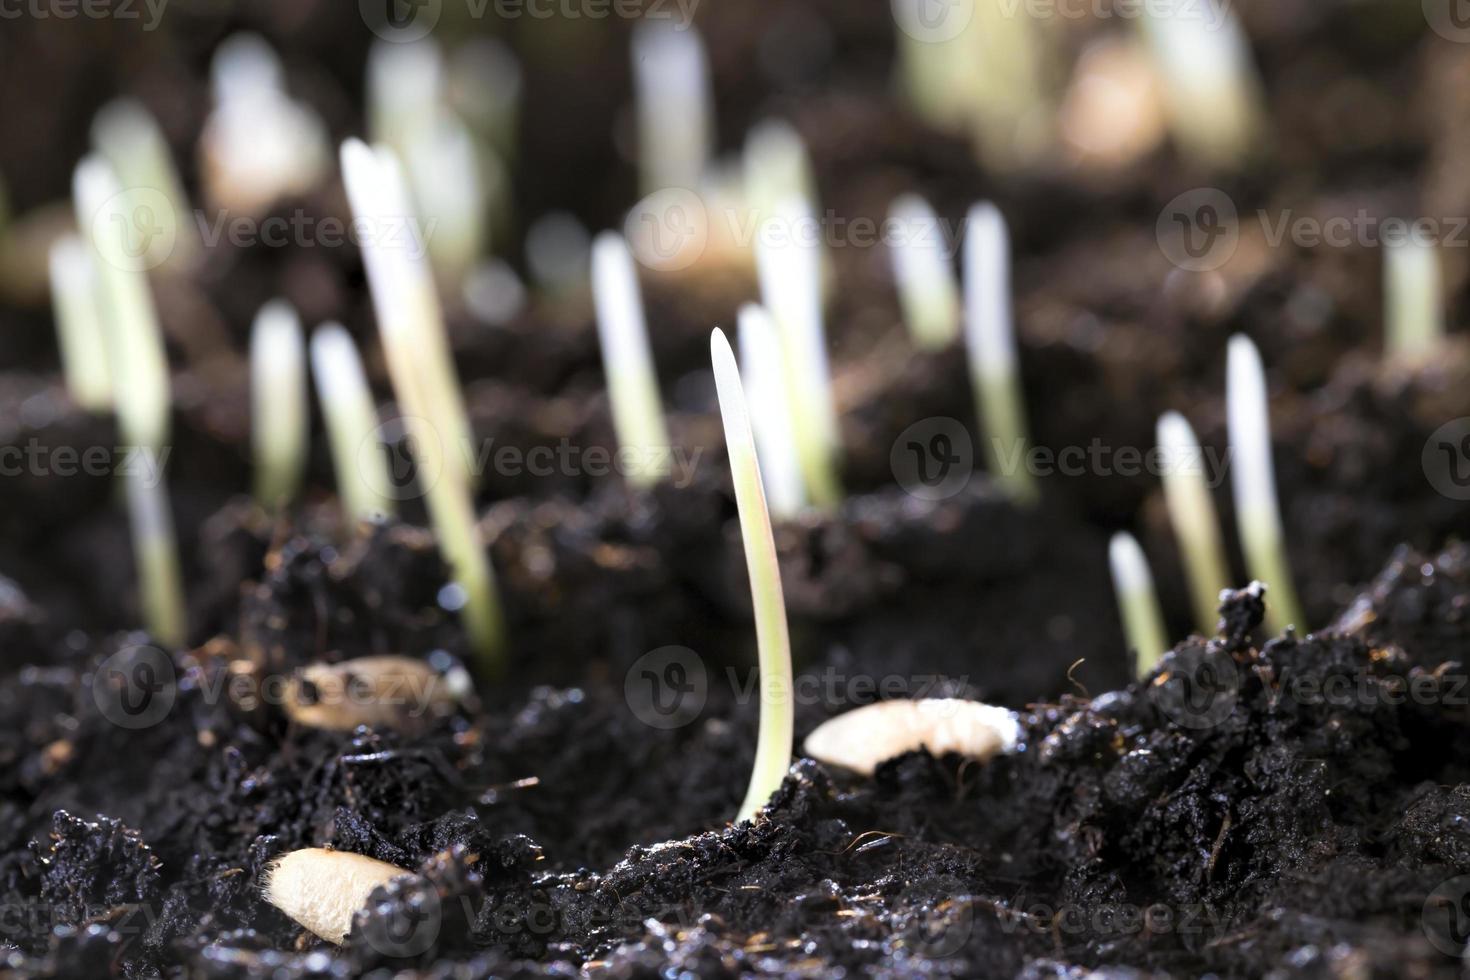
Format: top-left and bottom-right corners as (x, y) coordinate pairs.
(1384, 234), (1444, 362)
(1156, 411), (1230, 634)
(406, 112), (487, 288)
(202, 32), (329, 215)
(632, 18), (713, 195)
(963, 203), (1038, 505)
(74, 156), (185, 647)
(47, 235), (113, 411)
(887, 194), (960, 350)
(1136, 0), (1265, 170)
(90, 98), (198, 269)
(711, 328), (794, 824)
(310, 323), (395, 526)
(367, 38), (445, 162)
(250, 300), (308, 509)
(448, 37), (522, 163)
(591, 232), (670, 488)
(753, 194), (842, 507)
(738, 303), (806, 519)
(1109, 531), (1169, 678)
(1226, 335), (1304, 634)
(742, 119), (817, 234)
(340, 139), (504, 671)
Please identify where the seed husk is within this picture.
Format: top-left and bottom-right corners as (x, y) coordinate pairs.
(283, 655), (468, 733)
(262, 847), (411, 944)
(803, 699), (1020, 777)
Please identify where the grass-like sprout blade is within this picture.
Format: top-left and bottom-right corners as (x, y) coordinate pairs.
(310, 323), (395, 525)
(888, 194), (960, 350)
(963, 203), (1038, 506)
(632, 19), (713, 195)
(47, 235), (113, 411)
(711, 328), (794, 824)
(250, 299), (308, 509)
(1156, 411), (1230, 634)
(124, 454), (187, 648)
(738, 303), (806, 519)
(753, 195), (842, 508)
(591, 232), (671, 488)
(1226, 335), (1304, 634)
(1109, 531), (1169, 678)
(341, 138), (505, 673)
(90, 98), (197, 269)
(1384, 236), (1444, 362)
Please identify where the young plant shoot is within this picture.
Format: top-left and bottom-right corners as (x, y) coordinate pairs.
(590, 232), (670, 488)
(202, 32), (329, 215)
(1384, 235), (1445, 362)
(1157, 412), (1230, 634)
(963, 203), (1039, 505)
(711, 328), (794, 824)
(340, 138), (505, 671)
(250, 300), (308, 509)
(47, 235), (113, 411)
(90, 98), (198, 269)
(406, 113), (489, 289)
(887, 194), (960, 350)
(1226, 335), (1304, 634)
(310, 323), (395, 525)
(1136, 0), (1265, 170)
(367, 38), (445, 163)
(743, 119), (817, 234)
(753, 194), (842, 507)
(1109, 531), (1169, 678)
(73, 155), (186, 647)
(738, 303), (806, 519)
(632, 18), (713, 195)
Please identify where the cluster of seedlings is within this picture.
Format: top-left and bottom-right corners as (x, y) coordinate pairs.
(27, 7), (1460, 957)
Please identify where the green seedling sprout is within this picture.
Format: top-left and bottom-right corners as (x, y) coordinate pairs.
(743, 119), (817, 235)
(1384, 235), (1445, 362)
(1157, 411), (1230, 634)
(406, 112), (488, 289)
(632, 18), (713, 195)
(1109, 531), (1169, 678)
(1136, 0), (1265, 170)
(74, 155), (185, 647)
(887, 194), (960, 350)
(738, 303), (806, 519)
(591, 231), (671, 488)
(711, 328), (794, 824)
(250, 299), (308, 510)
(47, 235), (113, 411)
(1226, 335), (1304, 634)
(203, 32), (329, 215)
(448, 38), (522, 164)
(309, 323), (395, 526)
(340, 138), (505, 671)
(891, 0), (1051, 170)
(368, 38), (445, 163)
(963, 203), (1038, 506)
(752, 194), (842, 507)
(90, 99), (197, 270)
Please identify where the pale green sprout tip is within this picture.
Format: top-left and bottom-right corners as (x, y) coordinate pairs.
(963, 202), (1038, 506)
(888, 193), (961, 350)
(47, 235), (114, 412)
(309, 323), (396, 527)
(632, 19), (713, 196)
(1109, 531), (1170, 679)
(711, 328), (795, 824)
(250, 299), (309, 509)
(591, 231), (671, 488)
(90, 98), (197, 268)
(738, 303), (806, 520)
(1156, 411), (1230, 634)
(1226, 335), (1304, 635)
(1384, 235), (1444, 362)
